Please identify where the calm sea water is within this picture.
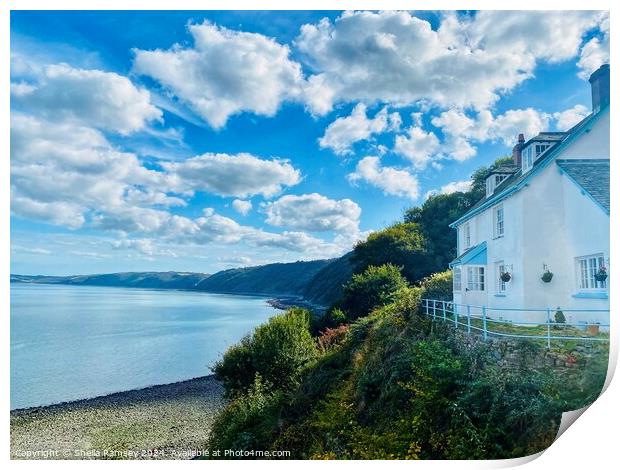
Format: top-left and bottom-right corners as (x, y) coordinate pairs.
(10, 283), (276, 410)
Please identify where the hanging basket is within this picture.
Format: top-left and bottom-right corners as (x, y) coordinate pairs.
(594, 269), (608, 282)
(541, 271), (554, 283)
(500, 272), (511, 282)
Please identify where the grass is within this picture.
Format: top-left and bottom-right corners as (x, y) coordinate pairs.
(426, 310), (609, 343)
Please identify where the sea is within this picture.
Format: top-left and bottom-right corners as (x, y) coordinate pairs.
(10, 283), (275, 409)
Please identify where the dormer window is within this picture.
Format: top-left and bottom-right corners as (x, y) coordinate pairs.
(522, 145), (534, 173)
(486, 173), (510, 198)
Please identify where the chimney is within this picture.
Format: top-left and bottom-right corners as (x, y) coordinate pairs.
(512, 133), (525, 166)
(589, 64), (610, 114)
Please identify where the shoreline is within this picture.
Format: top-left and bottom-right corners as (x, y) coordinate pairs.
(11, 376), (226, 460)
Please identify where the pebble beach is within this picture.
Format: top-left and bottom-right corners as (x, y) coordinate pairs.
(10, 376), (226, 460)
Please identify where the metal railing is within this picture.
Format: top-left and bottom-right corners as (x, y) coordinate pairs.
(421, 299), (610, 348)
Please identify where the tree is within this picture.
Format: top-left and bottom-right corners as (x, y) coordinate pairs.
(213, 307), (318, 397)
(352, 222), (428, 283)
(341, 264), (408, 320)
(404, 194), (473, 273)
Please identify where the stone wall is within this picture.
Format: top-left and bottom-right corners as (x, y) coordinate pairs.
(449, 327), (608, 371)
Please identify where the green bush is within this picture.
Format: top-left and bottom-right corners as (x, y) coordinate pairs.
(208, 374), (283, 453)
(341, 264), (408, 320)
(419, 270), (453, 301)
(213, 307), (318, 397)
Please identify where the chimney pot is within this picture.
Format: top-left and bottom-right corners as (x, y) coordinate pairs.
(589, 64), (610, 114)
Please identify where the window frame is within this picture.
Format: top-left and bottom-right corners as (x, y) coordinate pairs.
(496, 261), (507, 293)
(453, 266), (462, 292)
(463, 223), (471, 249)
(466, 265), (485, 291)
(576, 254), (607, 291)
(493, 205), (504, 238)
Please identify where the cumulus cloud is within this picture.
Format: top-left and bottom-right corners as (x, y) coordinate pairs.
(11, 63), (162, 135)
(319, 104), (400, 155)
(296, 11), (605, 113)
(232, 199), (253, 216)
(263, 193), (361, 233)
(111, 238), (177, 257)
(425, 180), (472, 199)
(431, 108), (552, 160)
(10, 113), (353, 258)
(189, 208), (350, 257)
(577, 12), (609, 79)
(163, 153), (301, 198)
(10, 114), (172, 230)
(133, 21), (304, 128)
(348, 156), (419, 200)
(553, 104), (590, 131)
(394, 127), (440, 169)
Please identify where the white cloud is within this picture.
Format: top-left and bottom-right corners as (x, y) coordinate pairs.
(296, 11), (605, 113)
(553, 104), (590, 131)
(431, 107), (552, 160)
(348, 156), (419, 200)
(424, 180), (472, 199)
(578, 12), (609, 79)
(133, 21), (304, 128)
(111, 238), (177, 258)
(163, 153), (301, 198)
(263, 193), (361, 233)
(12, 63), (162, 135)
(10, 114), (172, 230)
(319, 104), (400, 155)
(232, 199), (253, 216)
(190, 208), (350, 257)
(393, 127), (440, 169)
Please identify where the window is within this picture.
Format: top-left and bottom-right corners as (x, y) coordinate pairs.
(467, 266), (485, 291)
(453, 266), (462, 291)
(577, 254), (607, 289)
(464, 223), (471, 249)
(496, 262), (507, 293)
(522, 146), (534, 172)
(494, 205), (504, 238)
(486, 177), (494, 197)
(534, 143), (551, 158)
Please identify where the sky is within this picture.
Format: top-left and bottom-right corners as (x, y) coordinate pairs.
(9, 10), (610, 275)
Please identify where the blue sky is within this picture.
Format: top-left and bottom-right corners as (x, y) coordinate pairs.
(10, 10), (609, 275)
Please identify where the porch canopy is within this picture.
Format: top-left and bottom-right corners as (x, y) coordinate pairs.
(449, 241), (487, 268)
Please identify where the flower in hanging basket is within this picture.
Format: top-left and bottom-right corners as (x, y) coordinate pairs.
(541, 270), (553, 283)
(500, 271), (511, 282)
(594, 266), (608, 282)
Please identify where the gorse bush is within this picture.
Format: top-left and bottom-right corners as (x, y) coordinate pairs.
(341, 264), (408, 320)
(213, 307), (318, 398)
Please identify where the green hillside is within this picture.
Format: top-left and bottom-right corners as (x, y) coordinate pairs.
(302, 252), (354, 306)
(194, 259), (332, 296)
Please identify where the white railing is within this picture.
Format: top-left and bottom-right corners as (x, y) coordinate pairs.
(421, 299), (610, 348)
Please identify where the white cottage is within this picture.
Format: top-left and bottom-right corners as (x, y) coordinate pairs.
(449, 64), (610, 326)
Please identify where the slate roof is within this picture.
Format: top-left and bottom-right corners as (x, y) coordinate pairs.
(556, 159), (610, 212)
(449, 106), (607, 228)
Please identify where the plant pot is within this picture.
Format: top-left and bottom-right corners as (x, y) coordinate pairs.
(595, 272), (608, 282)
(587, 324), (600, 336)
(541, 272), (553, 283)
(500, 272), (511, 282)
